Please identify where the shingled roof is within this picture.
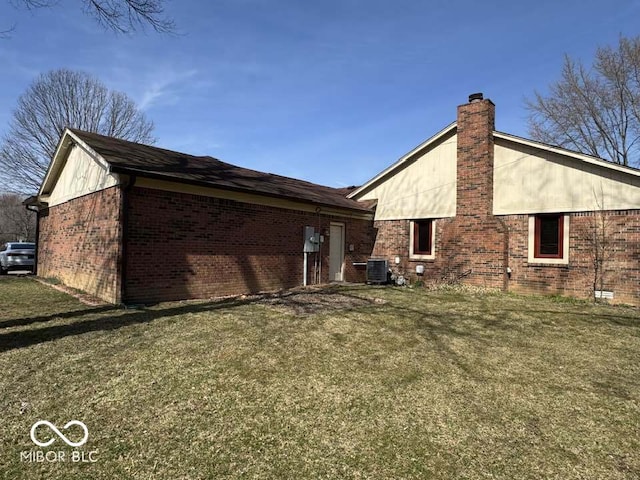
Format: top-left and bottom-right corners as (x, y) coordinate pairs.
(69, 129), (372, 213)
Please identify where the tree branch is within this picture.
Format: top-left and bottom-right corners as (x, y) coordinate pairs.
(526, 36), (640, 167)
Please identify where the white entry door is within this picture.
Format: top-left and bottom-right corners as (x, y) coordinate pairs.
(329, 223), (345, 282)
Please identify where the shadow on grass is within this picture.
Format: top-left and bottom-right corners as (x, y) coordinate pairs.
(346, 285), (640, 327)
(0, 287), (378, 353)
(2, 284), (638, 355)
(351, 299), (491, 376)
(0, 305), (119, 330)
(495, 308), (640, 328)
(337, 286), (640, 377)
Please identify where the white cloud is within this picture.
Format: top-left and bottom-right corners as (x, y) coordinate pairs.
(137, 68), (199, 111)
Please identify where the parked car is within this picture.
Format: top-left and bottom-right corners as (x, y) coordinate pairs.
(0, 242), (36, 274)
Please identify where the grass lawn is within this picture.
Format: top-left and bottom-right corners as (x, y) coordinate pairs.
(1, 276), (639, 479)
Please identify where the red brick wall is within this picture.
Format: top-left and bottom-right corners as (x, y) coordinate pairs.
(445, 97), (508, 288)
(372, 218), (507, 289)
(504, 211), (640, 305)
(438, 216), (508, 289)
(456, 97), (496, 216)
(38, 186), (123, 303)
(372, 211), (640, 305)
(124, 187), (374, 304)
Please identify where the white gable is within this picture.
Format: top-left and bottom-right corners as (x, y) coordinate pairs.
(353, 123), (640, 220)
(43, 132), (119, 207)
(493, 134), (640, 215)
(351, 126), (457, 220)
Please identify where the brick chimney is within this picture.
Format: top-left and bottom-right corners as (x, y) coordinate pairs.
(456, 93), (496, 216)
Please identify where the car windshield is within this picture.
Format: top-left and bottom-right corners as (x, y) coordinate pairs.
(10, 243), (35, 250)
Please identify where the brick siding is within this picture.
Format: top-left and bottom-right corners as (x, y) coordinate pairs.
(374, 212), (640, 304)
(123, 187), (374, 304)
(456, 98), (496, 216)
(372, 217), (507, 289)
(369, 97), (640, 305)
(38, 186), (123, 303)
(504, 211), (640, 305)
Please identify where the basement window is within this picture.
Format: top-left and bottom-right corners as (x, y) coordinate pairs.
(528, 214), (569, 265)
(410, 219), (435, 260)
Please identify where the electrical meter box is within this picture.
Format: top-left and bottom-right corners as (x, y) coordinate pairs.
(303, 226), (320, 253)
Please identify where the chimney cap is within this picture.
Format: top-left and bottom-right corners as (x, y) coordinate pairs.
(468, 92), (484, 103)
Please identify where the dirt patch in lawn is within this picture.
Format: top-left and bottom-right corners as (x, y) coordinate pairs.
(254, 287), (383, 315)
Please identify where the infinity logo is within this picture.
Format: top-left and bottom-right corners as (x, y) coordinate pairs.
(30, 420), (89, 447)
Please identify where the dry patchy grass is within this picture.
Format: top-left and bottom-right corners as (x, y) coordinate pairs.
(1, 277), (639, 479)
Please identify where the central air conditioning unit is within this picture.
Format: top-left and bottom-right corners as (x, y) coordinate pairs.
(366, 259), (388, 284)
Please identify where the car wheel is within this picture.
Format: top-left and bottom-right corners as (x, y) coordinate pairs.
(0, 266), (7, 275)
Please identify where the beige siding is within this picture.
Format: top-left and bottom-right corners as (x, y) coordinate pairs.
(47, 145), (119, 207)
(357, 132), (457, 220)
(493, 138), (640, 214)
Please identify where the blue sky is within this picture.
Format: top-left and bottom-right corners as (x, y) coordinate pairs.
(1, 0), (639, 189)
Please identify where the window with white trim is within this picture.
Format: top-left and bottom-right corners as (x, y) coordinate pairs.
(409, 219), (435, 260)
(535, 214), (563, 258)
(528, 214), (569, 265)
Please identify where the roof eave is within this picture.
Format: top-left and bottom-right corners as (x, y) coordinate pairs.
(38, 128), (75, 196)
(493, 131), (640, 178)
(108, 165), (374, 215)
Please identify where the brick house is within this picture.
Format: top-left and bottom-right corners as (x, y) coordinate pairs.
(349, 94), (640, 305)
(30, 93), (640, 305)
(32, 129), (374, 303)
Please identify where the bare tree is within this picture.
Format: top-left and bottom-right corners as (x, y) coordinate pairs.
(527, 36), (640, 167)
(575, 187), (617, 302)
(0, 69), (155, 193)
(0, 193), (36, 243)
(590, 204), (614, 302)
(7, 0), (175, 34)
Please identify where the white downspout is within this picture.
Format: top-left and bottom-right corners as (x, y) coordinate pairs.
(303, 252), (308, 287)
